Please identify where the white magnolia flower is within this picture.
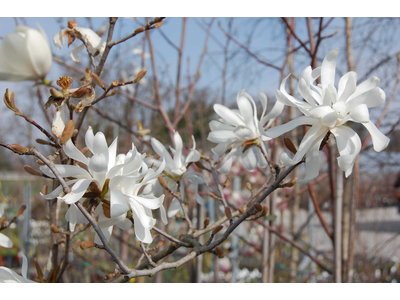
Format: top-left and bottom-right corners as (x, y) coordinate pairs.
(208, 89), (284, 173)
(0, 25), (52, 81)
(150, 131), (206, 217)
(53, 21), (106, 63)
(40, 127), (166, 243)
(0, 254), (34, 283)
(264, 49), (390, 183)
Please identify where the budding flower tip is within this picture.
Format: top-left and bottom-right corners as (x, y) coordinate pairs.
(212, 225), (223, 235)
(16, 205), (26, 217)
(80, 241), (95, 250)
(215, 247), (224, 258)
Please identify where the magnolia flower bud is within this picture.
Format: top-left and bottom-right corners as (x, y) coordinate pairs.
(60, 120), (75, 145)
(254, 203), (263, 212)
(133, 69), (147, 83)
(11, 144), (28, 153)
(91, 73), (104, 88)
(51, 224), (60, 233)
(0, 25), (52, 81)
(224, 207), (232, 219)
(204, 217), (210, 228)
(215, 247), (224, 258)
(3, 89), (19, 113)
(24, 165), (42, 177)
(16, 205), (26, 217)
(212, 225), (223, 235)
(80, 241), (95, 250)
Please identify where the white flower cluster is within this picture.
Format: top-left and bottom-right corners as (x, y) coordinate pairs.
(209, 49), (390, 183)
(41, 127), (167, 244)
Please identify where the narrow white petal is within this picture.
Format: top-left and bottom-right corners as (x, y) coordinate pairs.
(60, 179), (93, 204)
(296, 138), (322, 184)
(167, 197), (182, 218)
(292, 124), (328, 163)
(85, 126), (95, 154)
(185, 148), (200, 164)
(0, 233), (12, 248)
(264, 116), (319, 139)
(40, 164), (91, 179)
(208, 130), (238, 143)
(347, 76), (380, 102)
(362, 120), (390, 152)
(63, 140), (90, 165)
(338, 71), (357, 102)
(321, 48), (339, 86)
(53, 29), (69, 50)
(346, 87), (385, 111)
(108, 137), (118, 171)
(173, 131), (183, 169)
(21, 255), (28, 279)
(70, 44), (85, 63)
(331, 126), (361, 177)
(258, 92), (268, 117)
(237, 89), (257, 130)
(242, 147), (257, 172)
(151, 138), (174, 166)
(214, 104), (245, 127)
(349, 104), (369, 123)
(110, 189), (129, 218)
(159, 203), (168, 225)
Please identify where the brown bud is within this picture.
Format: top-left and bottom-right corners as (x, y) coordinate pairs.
(153, 20), (163, 28)
(11, 144), (28, 153)
(224, 207), (232, 219)
(158, 176), (168, 189)
(204, 217), (210, 228)
(261, 205), (269, 217)
(238, 207), (245, 214)
(246, 182), (252, 191)
(254, 203), (262, 212)
(280, 178), (297, 188)
(134, 27), (145, 34)
(284, 137), (297, 154)
(36, 159), (45, 166)
(42, 185), (48, 195)
(49, 87), (64, 99)
(3, 89), (19, 113)
(223, 178), (230, 187)
(212, 225), (223, 235)
(133, 69), (147, 83)
(51, 224), (60, 233)
(155, 240), (165, 249)
(24, 165), (42, 177)
(107, 88), (118, 97)
(72, 129), (78, 137)
(215, 247), (224, 258)
(80, 241), (95, 250)
(60, 120), (75, 145)
(69, 103), (77, 110)
(91, 73), (104, 88)
(0, 217), (5, 227)
(16, 205), (26, 217)
(112, 79), (119, 87)
(36, 139), (50, 145)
